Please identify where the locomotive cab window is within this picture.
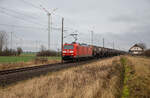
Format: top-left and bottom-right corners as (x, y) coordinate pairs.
(64, 45), (74, 49)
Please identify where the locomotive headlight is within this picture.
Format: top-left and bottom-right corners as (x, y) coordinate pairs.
(70, 51), (74, 53)
(63, 51), (67, 53)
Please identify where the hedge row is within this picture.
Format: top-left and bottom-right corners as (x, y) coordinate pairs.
(0, 47), (23, 56)
(36, 50), (60, 57)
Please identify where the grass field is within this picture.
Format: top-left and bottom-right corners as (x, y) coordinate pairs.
(0, 56), (35, 63)
(0, 54), (61, 71)
(0, 56), (124, 98)
(121, 56), (150, 98)
(0, 55), (61, 63)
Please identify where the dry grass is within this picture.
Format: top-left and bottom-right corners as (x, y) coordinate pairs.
(124, 56), (150, 98)
(128, 56), (150, 74)
(0, 56), (124, 98)
(0, 59), (60, 71)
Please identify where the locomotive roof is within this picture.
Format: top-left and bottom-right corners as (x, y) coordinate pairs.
(64, 42), (90, 46)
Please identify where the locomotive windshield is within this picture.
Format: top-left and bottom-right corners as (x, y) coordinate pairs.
(64, 45), (74, 49)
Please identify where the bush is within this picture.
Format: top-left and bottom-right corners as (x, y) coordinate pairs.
(0, 48), (17, 56)
(36, 50), (58, 57)
(143, 49), (150, 57)
(17, 47), (23, 56)
(0, 47), (23, 56)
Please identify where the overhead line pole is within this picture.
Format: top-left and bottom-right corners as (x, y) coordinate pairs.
(113, 41), (114, 49)
(61, 17), (64, 63)
(91, 30), (94, 45)
(48, 13), (50, 50)
(40, 5), (57, 50)
(11, 32), (13, 49)
(103, 38), (105, 48)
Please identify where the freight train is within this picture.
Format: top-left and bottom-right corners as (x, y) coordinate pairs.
(62, 42), (125, 61)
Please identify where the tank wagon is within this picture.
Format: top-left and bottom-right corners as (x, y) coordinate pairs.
(62, 42), (125, 61)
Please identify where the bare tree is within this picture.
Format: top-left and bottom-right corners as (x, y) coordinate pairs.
(17, 47), (23, 56)
(40, 45), (46, 52)
(0, 31), (7, 52)
(137, 43), (146, 50)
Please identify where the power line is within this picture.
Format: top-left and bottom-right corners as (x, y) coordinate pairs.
(0, 8), (62, 31)
(0, 23), (46, 30)
(0, 6), (48, 23)
(0, 6), (37, 20)
(19, 0), (85, 40)
(0, 10), (46, 27)
(19, 0), (49, 22)
(0, 23), (62, 31)
(40, 0), (49, 4)
(38, 0), (49, 7)
(20, 0), (42, 10)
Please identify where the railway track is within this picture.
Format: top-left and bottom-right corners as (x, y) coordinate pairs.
(0, 59), (97, 86)
(0, 63), (62, 75)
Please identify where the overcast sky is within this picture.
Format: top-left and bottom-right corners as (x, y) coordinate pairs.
(0, 0), (150, 51)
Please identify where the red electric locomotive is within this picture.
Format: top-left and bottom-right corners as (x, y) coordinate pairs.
(62, 42), (93, 61)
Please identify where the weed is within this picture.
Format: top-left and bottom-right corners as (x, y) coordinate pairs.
(121, 57), (130, 98)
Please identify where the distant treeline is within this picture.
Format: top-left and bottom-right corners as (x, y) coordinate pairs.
(0, 47), (23, 56)
(36, 50), (60, 57)
(143, 49), (150, 57)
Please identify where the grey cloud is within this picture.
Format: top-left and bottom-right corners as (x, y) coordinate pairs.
(91, 31), (150, 51)
(0, 0), (150, 51)
(111, 15), (138, 23)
